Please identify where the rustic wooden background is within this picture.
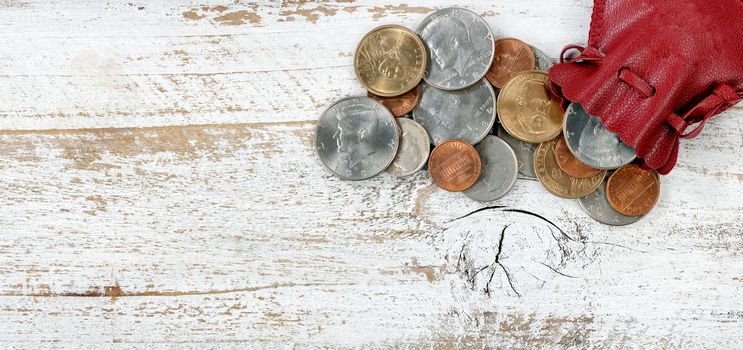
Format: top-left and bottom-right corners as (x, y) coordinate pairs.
(0, 1), (741, 348)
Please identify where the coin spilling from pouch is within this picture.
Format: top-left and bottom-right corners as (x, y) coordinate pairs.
(314, 7), (661, 225)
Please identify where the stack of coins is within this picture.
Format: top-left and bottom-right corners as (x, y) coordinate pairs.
(315, 7), (661, 225)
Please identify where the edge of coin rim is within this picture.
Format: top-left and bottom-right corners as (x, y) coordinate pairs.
(314, 96), (401, 181)
(414, 79), (497, 146)
(387, 118), (431, 177)
(464, 135), (520, 202)
(561, 102), (638, 170)
(488, 37), (537, 89)
(529, 45), (555, 70)
(469, 78), (498, 145)
(533, 138), (607, 199)
(415, 7), (495, 91)
(353, 24), (427, 97)
(497, 70), (563, 144)
(428, 138), (482, 192)
(576, 181), (644, 226)
(496, 126), (538, 179)
(553, 134), (602, 179)
(367, 85), (422, 117)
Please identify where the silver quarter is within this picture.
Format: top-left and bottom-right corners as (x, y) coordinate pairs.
(563, 103), (636, 170)
(386, 118), (431, 177)
(578, 180), (644, 226)
(465, 135), (519, 202)
(416, 7), (495, 90)
(497, 125), (537, 179)
(412, 79), (496, 145)
(530, 45), (554, 71)
(316, 96), (399, 181)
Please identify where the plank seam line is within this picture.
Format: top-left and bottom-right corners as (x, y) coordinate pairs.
(1, 282), (356, 298)
(0, 120), (316, 135)
(0, 64), (351, 78)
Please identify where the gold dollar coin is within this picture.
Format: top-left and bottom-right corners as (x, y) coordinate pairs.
(534, 137), (606, 199)
(497, 70), (564, 143)
(354, 25), (427, 97)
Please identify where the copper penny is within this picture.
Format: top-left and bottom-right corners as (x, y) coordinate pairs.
(606, 165), (660, 216)
(486, 38), (536, 88)
(554, 135), (602, 179)
(428, 140), (482, 192)
(367, 85), (421, 117)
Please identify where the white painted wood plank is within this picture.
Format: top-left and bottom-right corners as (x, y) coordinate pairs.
(0, 118), (741, 348)
(0, 0), (593, 130)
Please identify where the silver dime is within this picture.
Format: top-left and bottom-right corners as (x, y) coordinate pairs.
(497, 125), (537, 179)
(386, 118), (431, 177)
(416, 7), (495, 90)
(578, 180), (643, 226)
(316, 96), (399, 181)
(530, 45), (554, 71)
(563, 103), (636, 170)
(465, 135), (519, 202)
(412, 79), (496, 145)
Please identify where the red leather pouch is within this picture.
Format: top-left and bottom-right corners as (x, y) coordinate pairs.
(549, 0), (743, 174)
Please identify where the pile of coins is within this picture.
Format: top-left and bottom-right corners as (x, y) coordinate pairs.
(315, 7), (661, 225)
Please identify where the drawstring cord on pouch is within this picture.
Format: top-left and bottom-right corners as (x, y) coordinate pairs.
(560, 44), (743, 140)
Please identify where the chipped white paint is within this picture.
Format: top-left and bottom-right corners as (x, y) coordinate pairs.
(0, 1), (741, 349)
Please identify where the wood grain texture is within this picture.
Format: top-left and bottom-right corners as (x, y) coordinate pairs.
(0, 1), (741, 349)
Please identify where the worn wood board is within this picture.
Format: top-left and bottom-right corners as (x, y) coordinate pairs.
(0, 1), (741, 348)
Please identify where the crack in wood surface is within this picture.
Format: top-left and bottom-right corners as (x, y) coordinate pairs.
(444, 206), (595, 297)
(488, 225), (519, 296)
